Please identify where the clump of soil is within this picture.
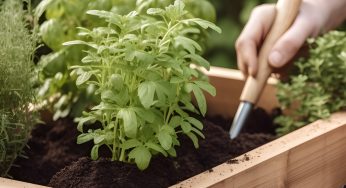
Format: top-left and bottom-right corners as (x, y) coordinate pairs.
(9, 109), (276, 187)
(9, 115), (91, 185)
(49, 120), (274, 188)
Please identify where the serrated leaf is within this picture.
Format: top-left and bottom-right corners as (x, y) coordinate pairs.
(128, 146), (152, 170)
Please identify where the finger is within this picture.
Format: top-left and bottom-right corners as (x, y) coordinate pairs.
(268, 13), (315, 68)
(236, 4), (276, 76)
(236, 40), (257, 76)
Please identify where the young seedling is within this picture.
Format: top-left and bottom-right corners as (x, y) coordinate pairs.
(65, 0), (221, 170)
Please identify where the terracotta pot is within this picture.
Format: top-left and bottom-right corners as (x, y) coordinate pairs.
(2, 67), (346, 188)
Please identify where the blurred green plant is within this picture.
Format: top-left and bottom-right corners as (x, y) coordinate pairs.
(35, 0), (216, 120)
(0, 0), (37, 176)
(275, 31), (346, 135)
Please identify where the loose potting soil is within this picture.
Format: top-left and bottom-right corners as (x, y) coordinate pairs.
(9, 108), (277, 188)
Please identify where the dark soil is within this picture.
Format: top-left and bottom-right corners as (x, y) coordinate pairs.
(9, 108), (277, 188)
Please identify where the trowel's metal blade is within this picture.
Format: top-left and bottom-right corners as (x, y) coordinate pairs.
(229, 102), (253, 139)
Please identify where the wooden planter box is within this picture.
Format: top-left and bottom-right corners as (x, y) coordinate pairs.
(2, 67), (346, 188)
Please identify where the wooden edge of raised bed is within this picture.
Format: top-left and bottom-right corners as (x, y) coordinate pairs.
(171, 112), (346, 188)
(0, 177), (48, 188)
(201, 66), (279, 118)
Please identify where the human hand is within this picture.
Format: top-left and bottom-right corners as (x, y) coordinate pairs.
(235, 0), (346, 76)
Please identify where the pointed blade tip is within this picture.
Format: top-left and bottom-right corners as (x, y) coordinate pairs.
(229, 102), (254, 140)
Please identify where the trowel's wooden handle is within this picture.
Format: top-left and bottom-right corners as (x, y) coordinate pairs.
(240, 0), (302, 103)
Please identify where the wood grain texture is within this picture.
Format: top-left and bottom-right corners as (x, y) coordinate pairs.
(202, 66), (279, 118)
(0, 178), (48, 188)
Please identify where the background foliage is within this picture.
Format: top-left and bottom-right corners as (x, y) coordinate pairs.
(0, 0), (37, 176)
(275, 31), (346, 135)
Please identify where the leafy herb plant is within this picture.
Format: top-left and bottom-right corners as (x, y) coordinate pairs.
(0, 0), (37, 176)
(35, 0), (215, 120)
(275, 31), (346, 135)
(65, 0), (221, 170)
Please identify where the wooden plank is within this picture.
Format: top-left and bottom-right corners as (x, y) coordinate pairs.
(203, 66), (279, 118)
(0, 178), (48, 188)
(171, 112), (346, 188)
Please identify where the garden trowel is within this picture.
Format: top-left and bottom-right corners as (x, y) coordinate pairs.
(229, 0), (302, 139)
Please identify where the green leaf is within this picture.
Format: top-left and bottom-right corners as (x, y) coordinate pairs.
(183, 18), (222, 34)
(134, 108), (156, 123)
(122, 139), (141, 150)
(181, 121), (192, 133)
(91, 145), (100, 160)
(147, 8), (165, 15)
(87, 10), (115, 19)
(76, 72), (92, 86)
(192, 85), (207, 115)
(138, 81), (156, 109)
(145, 142), (168, 157)
(175, 36), (202, 54)
(118, 108), (137, 138)
(169, 116), (183, 128)
(94, 134), (105, 144)
(128, 146), (152, 170)
(194, 81), (216, 96)
(34, 0), (54, 18)
(76, 116), (95, 132)
(101, 90), (117, 102)
(185, 117), (203, 130)
(191, 127), (205, 139)
(186, 132), (199, 148)
(77, 133), (93, 144)
(157, 130), (172, 150)
(184, 54), (210, 70)
(166, 147), (177, 157)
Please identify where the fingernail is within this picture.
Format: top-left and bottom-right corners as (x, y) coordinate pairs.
(269, 51), (283, 67)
